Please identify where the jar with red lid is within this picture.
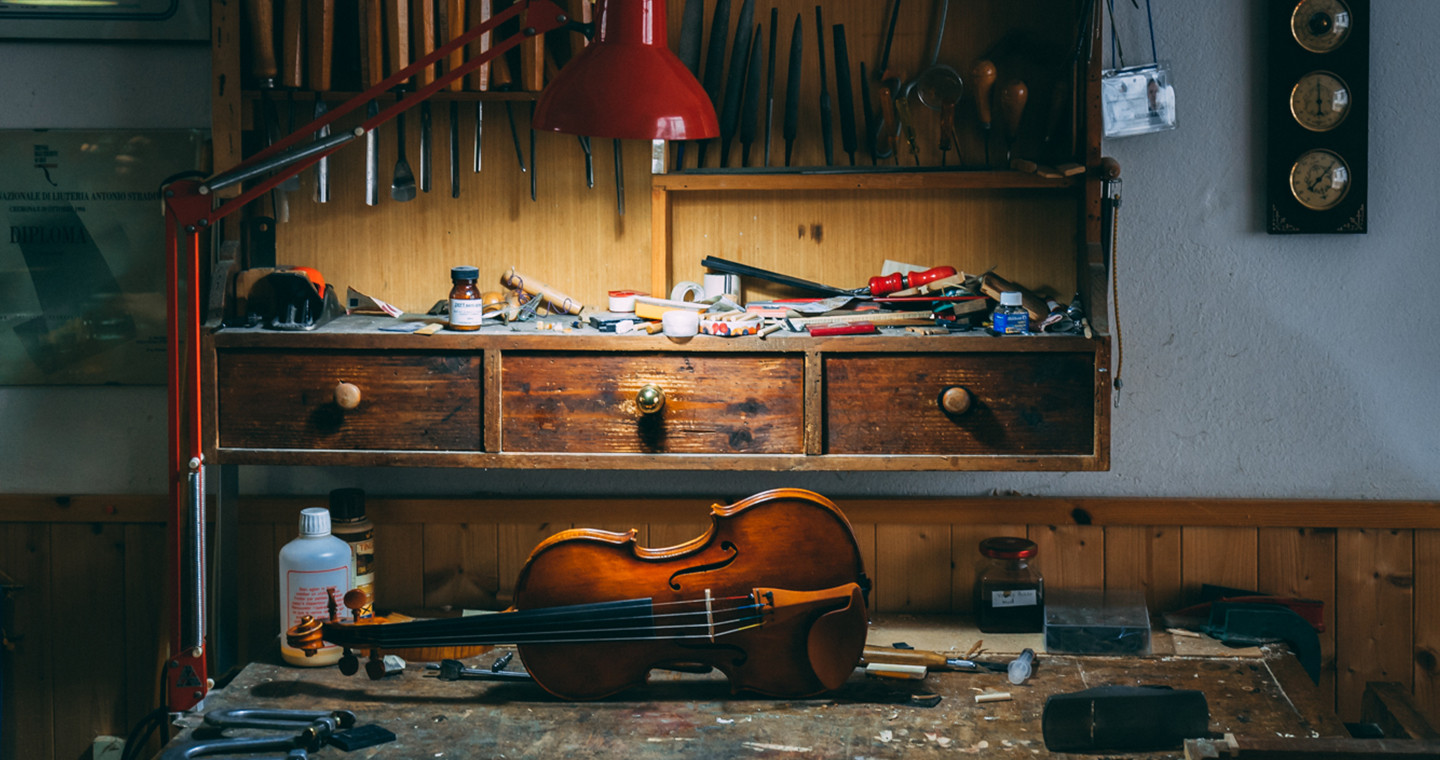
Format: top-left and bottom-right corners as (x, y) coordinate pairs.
(975, 536), (1044, 633)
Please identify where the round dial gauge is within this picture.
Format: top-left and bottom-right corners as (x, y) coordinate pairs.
(1289, 149), (1351, 210)
(1290, 70), (1351, 131)
(1290, 0), (1353, 53)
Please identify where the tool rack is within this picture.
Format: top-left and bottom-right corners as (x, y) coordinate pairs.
(205, 0), (1111, 472)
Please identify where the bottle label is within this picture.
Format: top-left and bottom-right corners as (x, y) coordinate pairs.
(284, 566), (351, 627)
(993, 310), (1029, 334)
(450, 297), (486, 327)
(991, 589), (1039, 608)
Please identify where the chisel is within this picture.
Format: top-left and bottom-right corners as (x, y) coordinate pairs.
(859, 61), (877, 164)
(833, 24), (857, 166)
(529, 102), (537, 201)
(717, 0), (754, 168)
(782, 13), (802, 167)
(814, 5), (833, 167)
(365, 101), (380, 205)
(739, 24), (763, 167)
(613, 139), (624, 216)
(314, 99), (331, 202)
(696, 0), (732, 167)
(763, 6), (778, 167)
(579, 135), (594, 188)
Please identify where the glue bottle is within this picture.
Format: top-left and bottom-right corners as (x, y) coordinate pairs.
(328, 487), (375, 621)
(278, 507), (354, 666)
(992, 291), (1029, 334)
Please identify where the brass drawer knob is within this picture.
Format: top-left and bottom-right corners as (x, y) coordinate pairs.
(636, 383), (666, 415)
(939, 386), (971, 415)
(334, 381), (362, 410)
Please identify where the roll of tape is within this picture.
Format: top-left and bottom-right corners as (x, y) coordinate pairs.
(669, 281), (706, 302)
(608, 289), (642, 312)
(662, 309), (700, 338)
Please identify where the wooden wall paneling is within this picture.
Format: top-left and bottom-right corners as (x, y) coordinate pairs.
(1103, 526), (1183, 614)
(1180, 527), (1258, 604)
(48, 523), (126, 760)
(374, 523), (426, 611)
(1336, 528), (1415, 721)
(496, 522), (570, 606)
(873, 524), (951, 613)
(852, 523), (877, 607)
(1028, 524), (1104, 590)
(237, 523), (280, 664)
(123, 524), (168, 756)
(1257, 527), (1338, 711)
(423, 522), (502, 610)
(950, 524), (1027, 613)
(1414, 530), (1440, 728)
(0, 523), (53, 760)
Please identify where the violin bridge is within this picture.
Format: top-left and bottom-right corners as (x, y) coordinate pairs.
(705, 589), (715, 642)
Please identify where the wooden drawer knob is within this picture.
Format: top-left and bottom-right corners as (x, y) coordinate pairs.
(636, 384), (666, 415)
(334, 381), (362, 410)
(940, 386), (971, 415)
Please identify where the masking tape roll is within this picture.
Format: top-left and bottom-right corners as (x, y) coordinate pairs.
(661, 309), (700, 338)
(669, 281), (706, 302)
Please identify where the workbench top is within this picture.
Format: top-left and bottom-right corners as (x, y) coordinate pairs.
(169, 618), (1344, 760)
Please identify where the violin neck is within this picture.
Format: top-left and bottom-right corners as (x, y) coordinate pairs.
(324, 598), (660, 650)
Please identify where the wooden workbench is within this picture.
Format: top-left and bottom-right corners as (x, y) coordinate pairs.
(168, 618), (1345, 759)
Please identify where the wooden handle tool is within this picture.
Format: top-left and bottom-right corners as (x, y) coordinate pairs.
(281, 0), (304, 88)
(501, 269), (585, 315)
(412, 0), (437, 86)
(465, 0), (493, 90)
(245, 0), (279, 87)
(1000, 79), (1028, 163)
(446, 0), (466, 91)
(386, 0), (411, 84)
(307, 0), (335, 91)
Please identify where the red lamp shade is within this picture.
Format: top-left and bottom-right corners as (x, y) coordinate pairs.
(533, 0), (719, 141)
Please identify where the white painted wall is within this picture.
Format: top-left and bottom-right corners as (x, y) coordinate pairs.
(2, 2), (1436, 501)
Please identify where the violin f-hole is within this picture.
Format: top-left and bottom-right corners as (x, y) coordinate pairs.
(667, 541), (738, 590)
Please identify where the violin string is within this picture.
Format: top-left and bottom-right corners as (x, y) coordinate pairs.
(333, 609), (767, 648)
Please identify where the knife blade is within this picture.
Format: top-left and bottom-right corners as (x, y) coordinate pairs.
(833, 24), (857, 166)
(814, 5), (832, 167)
(859, 61), (877, 164)
(717, 0), (754, 168)
(473, 100), (483, 172)
(696, 0), (732, 168)
(314, 99), (331, 202)
(782, 13), (802, 167)
(366, 99), (380, 205)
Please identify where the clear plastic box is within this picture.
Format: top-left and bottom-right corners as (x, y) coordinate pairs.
(1044, 588), (1152, 655)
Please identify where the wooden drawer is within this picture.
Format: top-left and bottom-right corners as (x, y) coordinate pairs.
(216, 349), (482, 451)
(501, 352), (804, 454)
(824, 353), (1096, 456)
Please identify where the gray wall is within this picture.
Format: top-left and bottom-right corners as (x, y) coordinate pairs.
(2, 2), (1436, 501)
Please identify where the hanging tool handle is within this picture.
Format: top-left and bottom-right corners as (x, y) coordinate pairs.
(868, 266), (957, 296)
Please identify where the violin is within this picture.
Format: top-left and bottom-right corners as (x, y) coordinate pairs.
(287, 488), (872, 700)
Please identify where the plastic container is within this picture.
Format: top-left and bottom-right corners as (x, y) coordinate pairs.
(447, 265), (484, 330)
(975, 536), (1044, 633)
(1044, 588), (1152, 655)
(278, 507), (354, 666)
(328, 487), (375, 621)
(992, 291), (1029, 334)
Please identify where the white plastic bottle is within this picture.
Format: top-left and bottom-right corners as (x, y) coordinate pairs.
(278, 507), (354, 666)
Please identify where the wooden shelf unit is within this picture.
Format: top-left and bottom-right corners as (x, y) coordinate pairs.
(205, 0), (1111, 472)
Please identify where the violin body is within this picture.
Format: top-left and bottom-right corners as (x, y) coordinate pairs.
(514, 488), (871, 699)
(290, 488), (871, 700)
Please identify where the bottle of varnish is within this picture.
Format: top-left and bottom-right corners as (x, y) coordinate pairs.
(328, 487), (375, 620)
(278, 507), (353, 666)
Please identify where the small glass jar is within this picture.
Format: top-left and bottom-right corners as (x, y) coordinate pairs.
(975, 536), (1044, 633)
(448, 266), (484, 331)
(992, 291), (1028, 334)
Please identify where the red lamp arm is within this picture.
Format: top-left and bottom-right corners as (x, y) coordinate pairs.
(160, 0), (571, 712)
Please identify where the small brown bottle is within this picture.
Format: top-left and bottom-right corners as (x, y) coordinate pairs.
(448, 266), (483, 331)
